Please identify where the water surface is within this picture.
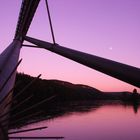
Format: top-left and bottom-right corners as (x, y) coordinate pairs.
(9, 102), (140, 140)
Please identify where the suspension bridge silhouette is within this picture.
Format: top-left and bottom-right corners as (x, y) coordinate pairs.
(0, 0), (140, 139)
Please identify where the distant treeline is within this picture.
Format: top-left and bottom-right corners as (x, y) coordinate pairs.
(14, 73), (104, 101)
(14, 73), (140, 102)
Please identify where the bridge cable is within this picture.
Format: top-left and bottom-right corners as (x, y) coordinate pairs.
(45, 0), (56, 44)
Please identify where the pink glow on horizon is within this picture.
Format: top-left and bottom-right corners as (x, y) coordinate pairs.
(0, 0), (140, 92)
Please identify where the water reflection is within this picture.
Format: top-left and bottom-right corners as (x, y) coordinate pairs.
(9, 100), (140, 140)
(10, 101), (110, 127)
(9, 100), (139, 129)
(122, 100), (139, 114)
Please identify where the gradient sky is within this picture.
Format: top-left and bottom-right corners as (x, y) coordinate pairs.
(0, 0), (140, 92)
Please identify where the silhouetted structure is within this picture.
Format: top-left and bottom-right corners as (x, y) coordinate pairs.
(0, 0), (140, 139)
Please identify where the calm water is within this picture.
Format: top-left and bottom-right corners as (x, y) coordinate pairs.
(9, 103), (140, 140)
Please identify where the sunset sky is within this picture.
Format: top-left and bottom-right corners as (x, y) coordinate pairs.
(0, 0), (140, 92)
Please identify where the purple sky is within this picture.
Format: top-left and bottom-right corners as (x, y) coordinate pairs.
(0, 0), (140, 92)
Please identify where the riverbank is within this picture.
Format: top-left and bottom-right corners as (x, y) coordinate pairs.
(9, 73), (140, 128)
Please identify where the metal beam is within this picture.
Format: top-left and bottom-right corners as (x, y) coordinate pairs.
(0, 40), (21, 102)
(24, 36), (140, 88)
(9, 136), (64, 139)
(10, 95), (56, 119)
(14, 0), (40, 40)
(0, 40), (22, 139)
(8, 126), (47, 134)
(0, 59), (22, 94)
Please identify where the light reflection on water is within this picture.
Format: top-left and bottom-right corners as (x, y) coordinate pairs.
(9, 102), (140, 140)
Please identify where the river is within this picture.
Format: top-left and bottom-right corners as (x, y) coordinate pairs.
(9, 101), (140, 140)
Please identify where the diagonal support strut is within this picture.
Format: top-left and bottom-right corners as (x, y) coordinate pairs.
(24, 36), (140, 88)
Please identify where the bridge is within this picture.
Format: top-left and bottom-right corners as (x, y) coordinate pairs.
(17, 0), (140, 88)
(0, 0), (140, 139)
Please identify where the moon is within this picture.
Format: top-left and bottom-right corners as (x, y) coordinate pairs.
(109, 47), (113, 50)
